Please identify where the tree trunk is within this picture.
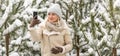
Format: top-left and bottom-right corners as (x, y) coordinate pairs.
(112, 48), (117, 56)
(76, 47), (80, 56)
(5, 34), (10, 56)
(76, 35), (80, 56)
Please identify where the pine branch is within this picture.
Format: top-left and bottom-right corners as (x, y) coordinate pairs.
(3, 19), (23, 35)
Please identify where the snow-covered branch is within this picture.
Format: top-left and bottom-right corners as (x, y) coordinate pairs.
(0, 6), (11, 28)
(3, 19), (23, 35)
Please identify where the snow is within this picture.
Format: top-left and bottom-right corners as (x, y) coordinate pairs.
(10, 36), (22, 45)
(69, 15), (74, 20)
(100, 25), (107, 35)
(1, 0), (120, 56)
(114, 0), (120, 8)
(0, 0), (17, 28)
(1, 4), (6, 10)
(88, 48), (94, 54)
(81, 17), (91, 24)
(62, 3), (69, 10)
(33, 42), (40, 51)
(0, 45), (2, 55)
(16, 36), (22, 45)
(101, 0), (109, 9)
(95, 18), (106, 26)
(63, 0), (72, 4)
(84, 31), (94, 46)
(21, 7), (33, 16)
(117, 49), (120, 55)
(2, 47), (6, 52)
(3, 19), (23, 35)
(83, 0), (89, 3)
(11, 40), (16, 45)
(90, 3), (97, 15)
(10, 52), (19, 56)
(97, 38), (104, 47)
(95, 30), (102, 36)
(14, 13), (20, 18)
(0, 45), (2, 50)
(38, 7), (47, 12)
(11, 0), (20, 4)
(48, 0), (61, 3)
(26, 41), (33, 47)
(98, 3), (106, 14)
(36, 0), (42, 4)
(95, 52), (99, 56)
(36, 0), (42, 6)
(73, 0), (79, 2)
(103, 13), (111, 23)
(23, 0), (33, 8)
(110, 28), (119, 40)
(33, 0), (42, 8)
(103, 47), (109, 51)
(22, 32), (31, 40)
(0, 6), (11, 28)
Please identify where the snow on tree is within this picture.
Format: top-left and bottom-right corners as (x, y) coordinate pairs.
(0, 0), (120, 56)
(0, 0), (45, 56)
(3, 19), (23, 35)
(60, 0), (120, 56)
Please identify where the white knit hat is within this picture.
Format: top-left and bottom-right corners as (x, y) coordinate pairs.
(47, 4), (63, 18)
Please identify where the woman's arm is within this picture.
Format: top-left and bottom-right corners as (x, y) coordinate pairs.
(29, 26), (43, 42)
(61, 30), (73, 54)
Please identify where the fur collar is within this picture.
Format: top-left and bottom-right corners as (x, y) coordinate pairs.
(43, 29), (60, 36)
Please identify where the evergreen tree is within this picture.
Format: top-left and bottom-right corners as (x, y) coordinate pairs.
(0, 0), (120, 56)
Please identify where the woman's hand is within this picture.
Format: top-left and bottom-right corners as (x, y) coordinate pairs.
(51, 47), (63, 54)
(30, 18), (40, 27)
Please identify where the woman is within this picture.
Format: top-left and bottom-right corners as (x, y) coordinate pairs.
(29, 4), (72, 56)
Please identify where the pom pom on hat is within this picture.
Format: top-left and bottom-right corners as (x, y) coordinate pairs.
(47, 4), (63, 18)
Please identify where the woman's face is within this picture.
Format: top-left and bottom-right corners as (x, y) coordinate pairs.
(48, 12), (59, 23)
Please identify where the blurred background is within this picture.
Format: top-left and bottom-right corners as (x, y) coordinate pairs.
(0, 0), (120, 56)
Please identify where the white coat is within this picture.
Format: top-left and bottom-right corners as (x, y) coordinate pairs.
(29, 19), (72, 56)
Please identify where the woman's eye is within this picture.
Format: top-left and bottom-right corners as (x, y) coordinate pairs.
(48, 13), (50, 15)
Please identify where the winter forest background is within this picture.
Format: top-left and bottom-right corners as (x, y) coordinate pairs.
(0, 0), (120, 56)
